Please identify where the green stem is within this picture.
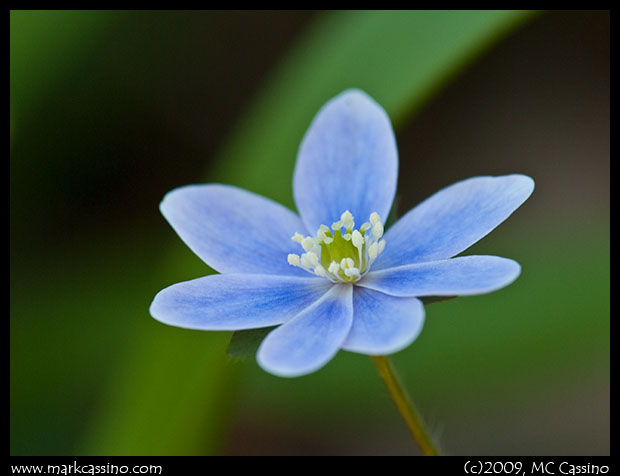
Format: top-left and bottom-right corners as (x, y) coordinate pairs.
(371, 355), (442, 456)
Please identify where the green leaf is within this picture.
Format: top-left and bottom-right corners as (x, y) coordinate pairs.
(211, 10), (536, 207)
(80, 327), (239, 455)
(420, 296), (456, 306)
(74, 245), (240, 456)
(10, 11), (116, 134)
(228, 327), (277, 360)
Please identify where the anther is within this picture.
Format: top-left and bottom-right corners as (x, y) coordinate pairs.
(340, 257), (354, 270)
(378, 239), (386, 254)
(341, 210), (354, 230)
(301, 252), (319, 268)
(287, 254), (300, 266)
(328, 261), (340, 274)
(301, 237), (315, 252)
(314, 264), (327, 277)
(372, 222), (384, 240)
(351, 230), (363, 249)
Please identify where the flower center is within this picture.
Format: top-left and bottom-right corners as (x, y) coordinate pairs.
(287, 210), (386, 283)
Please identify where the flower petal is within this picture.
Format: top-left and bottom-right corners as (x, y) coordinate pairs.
(257, 284), (353, 377)
(342, 287), (425, 355)
(293, 89), (398, 233)
(372, 175), (534, 270)
(160, 184), (310, 276)
(358, 255), (521, 297)
(150, 274), (332, 330)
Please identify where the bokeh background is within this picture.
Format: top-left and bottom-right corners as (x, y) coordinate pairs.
(10, 10), (609, 455)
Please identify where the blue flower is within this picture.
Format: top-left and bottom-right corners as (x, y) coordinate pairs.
(150, 89), (534, 377)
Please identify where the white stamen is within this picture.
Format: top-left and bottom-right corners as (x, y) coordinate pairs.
(344, 267), (360, 278)
(331, 220), (343, 231)
(291, 232), (304, 243)
(301, 236), (315, 252)
(351, 229), (364, 265)
(340, 210), (353, 222)
(370, 212), (381, 226)
(351, 230), (363, 249)
(360, 222), (371, 233)
(314, 264), (327, 277)
(343, 233), (352, 241)
(287, 254), (300, 266)
(328, 261), (340, 275)
(368, 242), (379, 260)
(301, 252), (319, 268)
(378, 239), (386, 254)
(341, 210), (354, 230)
(372, 222), (384, 240)
(316, 224), (332, 243)
(340, 257), (354, 270)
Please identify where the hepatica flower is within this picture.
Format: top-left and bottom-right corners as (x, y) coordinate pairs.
(150, 89), (534, 378)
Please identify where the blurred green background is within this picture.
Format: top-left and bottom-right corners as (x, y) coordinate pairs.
(10, 10), (609, 455)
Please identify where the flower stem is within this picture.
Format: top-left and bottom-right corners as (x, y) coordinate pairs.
(371, 355), (441, 456)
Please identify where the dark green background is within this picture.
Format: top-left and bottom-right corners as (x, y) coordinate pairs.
(10, 10), (609, 455)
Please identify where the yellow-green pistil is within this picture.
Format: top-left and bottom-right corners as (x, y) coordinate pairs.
(288, 210), (386, 283)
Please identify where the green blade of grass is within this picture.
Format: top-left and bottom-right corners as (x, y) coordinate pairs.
(212, 10), (535, 206)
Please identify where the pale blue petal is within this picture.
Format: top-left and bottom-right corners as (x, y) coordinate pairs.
(358, 255), (521, 297)
(150, 274), (332, 330)
(160, 184), (310, 276)
(293, 89), (398, 233)
(342, 287), (425, 355)
(372, 175), (534, 270)
(257, 284), (353, 377)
